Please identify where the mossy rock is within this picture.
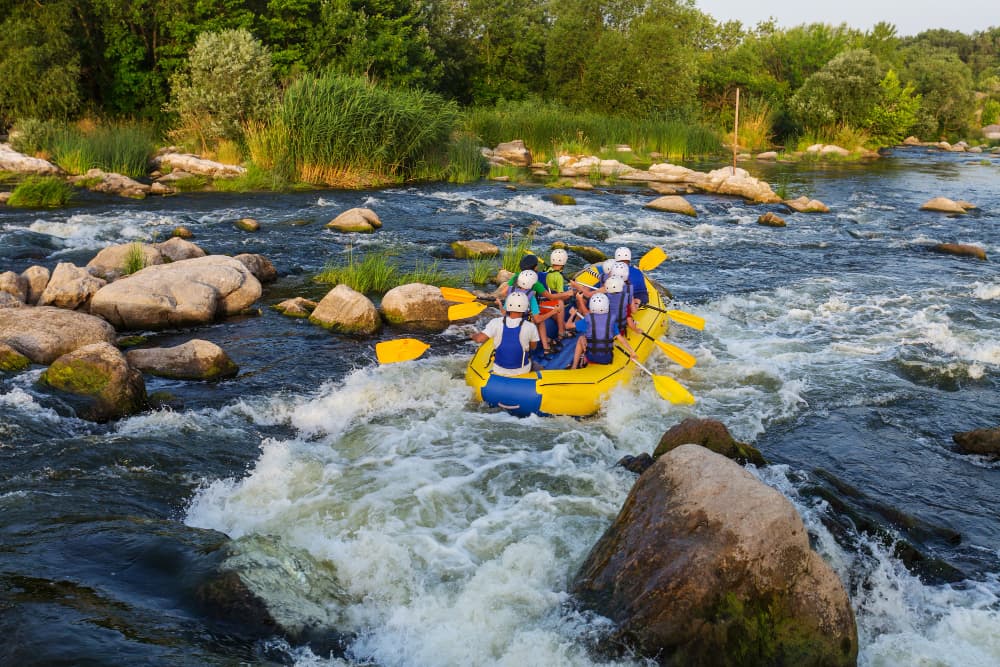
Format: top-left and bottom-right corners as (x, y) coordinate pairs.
(0, 343), (31, 373)
(653, 417), (766, 466)
(41, 342), (146, 421)
(548, 194), (577, 206)
(171, 226), (194, 239)
(569, 245), (607, 263)
(235, 218), (260, 232)
(116, 335), (148, 348)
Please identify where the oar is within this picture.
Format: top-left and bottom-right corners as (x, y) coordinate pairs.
(637, 330), (696, 369)
(448, 301), (488, 320)
(376, 338), (429, 364)
(616, 346), (695, 405)
(440, 286), (493, 303)
(640, 303), (706, 331)
(637, 247), (668, 272)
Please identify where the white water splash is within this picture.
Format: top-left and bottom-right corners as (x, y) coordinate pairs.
(27, 211), (179, 252)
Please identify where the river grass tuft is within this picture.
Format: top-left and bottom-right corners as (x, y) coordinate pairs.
(315, 248), (459, 294)
(8, 176), (74, 207)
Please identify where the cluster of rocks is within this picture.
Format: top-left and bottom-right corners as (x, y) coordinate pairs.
(301, 282), (454, 336)
(904, 136), (1000, 154)
(0, 235), (278, 421)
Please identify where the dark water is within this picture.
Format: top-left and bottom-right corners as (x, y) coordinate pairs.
(1, 147), (999, 666)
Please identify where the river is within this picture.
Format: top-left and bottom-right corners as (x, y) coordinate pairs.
(1, 147), (998, 666)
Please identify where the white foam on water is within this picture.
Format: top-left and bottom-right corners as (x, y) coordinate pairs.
(971, 281), (1000, 300)
(0, 386), (61, 422)
(27, 211), (180, 252)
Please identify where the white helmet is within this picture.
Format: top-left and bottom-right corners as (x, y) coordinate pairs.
(610, 261), (630, 280)
(505, 292), (530, 313)
(549, 248), (568, 266)
(589, 293), (610, 314)
(604, 276), (625, 294)
(614, 247), (632, 262)
(601, 258), (616, 275)
(516, 269), (538, 290)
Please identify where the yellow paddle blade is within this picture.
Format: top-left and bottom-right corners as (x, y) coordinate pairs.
(652, 374), (696, 405)
(439, 286), (478, 303)
(448, 301), (487, 320)
(657, 341), (697, 369)
(666, 309), (705, 331)
(638, 247), (668, 272)
(376, 338), (429, 364)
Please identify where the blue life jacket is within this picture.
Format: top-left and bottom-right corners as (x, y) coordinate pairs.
(628, 265), (649, 304)
(607, 288), (630, 331)
(494, 316), (528, 371)
(587, 312), (614, 365)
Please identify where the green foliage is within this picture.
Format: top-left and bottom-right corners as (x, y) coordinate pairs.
(0, 2), (81, 127)
(789, 49), (884, 133)
(983, 99), (1000, 126)
(8, 176), (74, 208)
(122, 242), (147, 275)
(272, 71), (459, 186)
(169, 175), (209, 191)
(446, 134), (488, 183)
(212, 164), (290, 192)
(903, 46), (976, 137)
(865, 70), (921, 145)
(9, 119), (69, 155)
(168, 29), (277, 149)
(501, 226), (537, 273)
(468, 256), (499, 285)
(314, 247), (458, 294)
(49, 123), (157, 177)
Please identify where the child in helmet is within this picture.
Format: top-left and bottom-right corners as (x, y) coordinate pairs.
(570, 292), (637, 370)
(470, 292), (540, 376)
(499, 265), (556, 354)
(613, 246), (649, 307)
(537, 248), (576, 340)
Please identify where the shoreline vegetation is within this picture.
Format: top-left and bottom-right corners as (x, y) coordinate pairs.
(1, 7), (999, 201)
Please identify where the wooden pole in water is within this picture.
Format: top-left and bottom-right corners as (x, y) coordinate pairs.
(732, 87), (740, 175)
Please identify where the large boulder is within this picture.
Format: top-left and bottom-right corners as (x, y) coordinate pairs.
(86, 242), (165, 280)
(380, 283), (450, 332)
(326, 208), (382, 233)
(932, 243), (987, 260)
(41, 342), (147, 421)
(645, 195), (696, 217)
(558, 155), (634, 178)
(155, 237), (206, 262)
(89, 255), (262, 330)
(492, 140), (532, 167)
(71, 169), (150, 199)
(0, 143), (61, 175)
(785, 196), (830, 213)
(20, 265), (50, 305)
(38, 262), (107, 310)
(692, 166), (782, 203)
(309, 285), (380, 335)
(0, 306), (116, 364)
(920, 197), (969, 214)
(0, 271), (28, 303)
(652, 417), (766, 466)
(953, 427), (1000, 456)
(151, 152), (247, 178)
(0, 292), (23, 308)
(983, 124), (1000, 141)
(572, 444), (857, 666)
(233, 253), (278, 283)
(126, 339), (238, 380)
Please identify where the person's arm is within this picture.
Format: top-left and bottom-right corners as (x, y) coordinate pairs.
(616, 332), (637, 359)
(471, 331), (489, 343)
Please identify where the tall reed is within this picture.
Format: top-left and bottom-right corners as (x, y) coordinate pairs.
(7, 176), (73, 208)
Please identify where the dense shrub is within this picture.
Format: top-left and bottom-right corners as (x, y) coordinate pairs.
(8, 176), (73, 208)
(789, 49), (885, 132)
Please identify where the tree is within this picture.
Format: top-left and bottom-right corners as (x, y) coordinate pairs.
(788, 49), (884, 132)
(0, 1), (81, 127)
(865, 70), (920, 144)
(167, 29), (277, 148)
(903, 46), (975, 137)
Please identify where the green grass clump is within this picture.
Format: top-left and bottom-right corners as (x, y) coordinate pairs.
(315, 248), (459, 293)
(50, 122), (157, 177)
(211, 164), (288, 192)
(122, 242), (147, 275)
(170, 175), (209, 191)
(468, 256), (498, 285)
(8, 176), (73, 207)
(263, 71), (459, 187)
(501, 227), (537, 273)
(446, 133), (488, 183)
(8, 118), (67, 155)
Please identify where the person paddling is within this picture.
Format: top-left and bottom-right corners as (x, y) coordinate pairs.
(538, 248), (576, 340)
(613, 246), (649, 307)
(570, 293), (637, 370)
(470, 293), (540, 376)
(499, 264), (556, 355)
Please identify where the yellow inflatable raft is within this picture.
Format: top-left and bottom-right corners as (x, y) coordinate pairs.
(464, 270), (668, 417)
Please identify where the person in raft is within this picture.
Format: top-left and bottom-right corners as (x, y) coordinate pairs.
(570, 293), (638, 370)
(470, 292), (540, 376)
(538, 248), (577, 340)
(498, 258), (556, 354)
(612, 246), (649, 307)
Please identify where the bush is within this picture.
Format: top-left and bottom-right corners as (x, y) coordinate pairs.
(865, 70), (921, 145)
(168, 29), (277, 150)
(8, 176), (73, 207)
(982, 99), (1000, 126)
(789, 49), (884, 133)
(9, 118), (68, 155)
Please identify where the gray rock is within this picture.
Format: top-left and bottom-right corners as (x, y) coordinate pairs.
(126, 339), (238, 380)
(38, 262), (107, 310)
(155, 237), (206, 262)
(0, 271), (28, 303)
(309, 285), (380, 335)
(272, 297), (317, 318)
(41, 342), (147, 421)
(380, 283), (450, 332)
(233, 253), (277, 283)
(646, 195), (696, 216)
(0, 143), (61, 175)
(0, 306), (117, 364)
(20, 265), (50, 304)
(87, 242), (165, 280)
(89, 255), (262, 330)
(326, 208), (382, 233)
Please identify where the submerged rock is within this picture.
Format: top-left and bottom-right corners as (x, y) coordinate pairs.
(41, 342), (147, 421)
(380, 283), (451, 332)
(273, 297), (317, 318)
(653, 417), (766, 466)
(0, 306), (117, 364)
(572, 444), (857, 666)
(235, 217), (260, 232)
(568, 245), (607, 263)
(757, 211), (787, 227)
(90, 255), (262, 330)
(953, 427), (1000, 456)
(126, 339), (238, 380)
(309, 284), (380, 335)
(932, 243), (987, 260)
(549, 193), (577, 205)
(785, 196), (830, 213)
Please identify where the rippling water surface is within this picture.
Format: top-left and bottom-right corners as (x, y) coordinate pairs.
(1, 147), (999, 666)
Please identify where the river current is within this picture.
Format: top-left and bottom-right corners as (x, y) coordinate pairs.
(1, 147), (998, 666)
